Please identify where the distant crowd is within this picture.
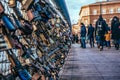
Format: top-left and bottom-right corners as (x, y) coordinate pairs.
(72, 15), (120, 51)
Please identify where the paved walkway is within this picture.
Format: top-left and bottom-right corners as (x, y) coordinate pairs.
(60, 44), (120, 80)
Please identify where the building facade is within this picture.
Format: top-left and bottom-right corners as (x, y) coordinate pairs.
(72, 24), (80, 34)
(79, 1), (120, 27)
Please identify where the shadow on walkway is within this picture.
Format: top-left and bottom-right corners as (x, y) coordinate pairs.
(59, 44), (120, 80)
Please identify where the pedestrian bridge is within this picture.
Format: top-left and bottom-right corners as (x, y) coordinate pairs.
(60, 44), (120, 80)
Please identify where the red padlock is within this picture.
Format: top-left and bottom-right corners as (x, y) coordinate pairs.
(0, 2), (4, 14)
(27, 10), (34, 21)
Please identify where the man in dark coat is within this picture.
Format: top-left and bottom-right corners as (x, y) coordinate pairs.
(95, 15), (107, 51)
(80, 23), (86, 48)
(87, 24), (95, 48)
(111, 16), (120, 50)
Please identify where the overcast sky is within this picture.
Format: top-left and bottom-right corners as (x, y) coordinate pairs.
(65, 0), (96, 24)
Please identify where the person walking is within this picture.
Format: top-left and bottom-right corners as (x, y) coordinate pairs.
(75, 34), (78, 43)
(72, 34), (76, 43)
(95, 15), (107, 51)
(80, 23), (86, 48)
(87, 24), (95, 48)
(105, 30), (111, 49)
(111, 16), (120, 50)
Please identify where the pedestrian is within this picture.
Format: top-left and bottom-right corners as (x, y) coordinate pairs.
(72, 34), (76, 43)
(111, 16), (120, 50)
(75, 34), (78, 43)
(95, 15), (107, 51)
(105, 30), (111, 49)
(87, 24), (95, 48)
(80, 23), (86, 48)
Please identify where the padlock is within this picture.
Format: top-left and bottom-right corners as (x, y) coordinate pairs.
(22, 0), (33, 10)
(20, 20), (33, 35)
(0, 2), (4, 14)
(12, 13), (22, 29)
(8, 0), (16, 8)
(34, 3), (42, 12)
(13, 7), (23, 19)
(27, 9), (41, 21)
(27, 10), (34, 21)
(2, 15), (16, 31)
(33, 25), (37, 31)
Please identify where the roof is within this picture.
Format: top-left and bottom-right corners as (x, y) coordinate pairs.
(89, 1), (120, 6)
(79, 1), (120, 15)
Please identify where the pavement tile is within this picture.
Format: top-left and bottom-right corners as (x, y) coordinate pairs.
(60, 44), (120, 80)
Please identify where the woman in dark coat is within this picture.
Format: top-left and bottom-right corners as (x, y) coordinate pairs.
(111, 16), (120, 50)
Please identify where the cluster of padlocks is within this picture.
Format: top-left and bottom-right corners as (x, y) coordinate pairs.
(0, 0), (71, 80)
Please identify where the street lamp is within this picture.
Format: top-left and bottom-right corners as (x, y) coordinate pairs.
(100, 1), (102, 15)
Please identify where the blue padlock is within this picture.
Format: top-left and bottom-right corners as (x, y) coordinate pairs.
(2, 15), (16, 31)
(12, 13), (22, 29)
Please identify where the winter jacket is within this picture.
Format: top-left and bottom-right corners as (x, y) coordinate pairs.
(87, 26), (94, 38)
(80, 25), (86, 37)
(95, 18), (107, 37)
(105, 31), (111, 41)
(111, 22), (120, 39)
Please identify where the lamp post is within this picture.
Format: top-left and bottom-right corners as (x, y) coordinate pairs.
(100, 1), (102, 15)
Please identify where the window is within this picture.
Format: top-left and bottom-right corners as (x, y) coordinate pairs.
(102, 9), (106, 14)
(93, 10), (97, 15)
(85, 11), (88, 16)
(109, 8), (114, 14)
(117, 8), (120, 13)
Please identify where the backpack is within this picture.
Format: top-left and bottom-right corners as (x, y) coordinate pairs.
(97, 21), (103, 31)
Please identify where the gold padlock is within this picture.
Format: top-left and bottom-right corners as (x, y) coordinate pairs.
(22, 0), (33, 10)
(8, 0), (16, 8)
